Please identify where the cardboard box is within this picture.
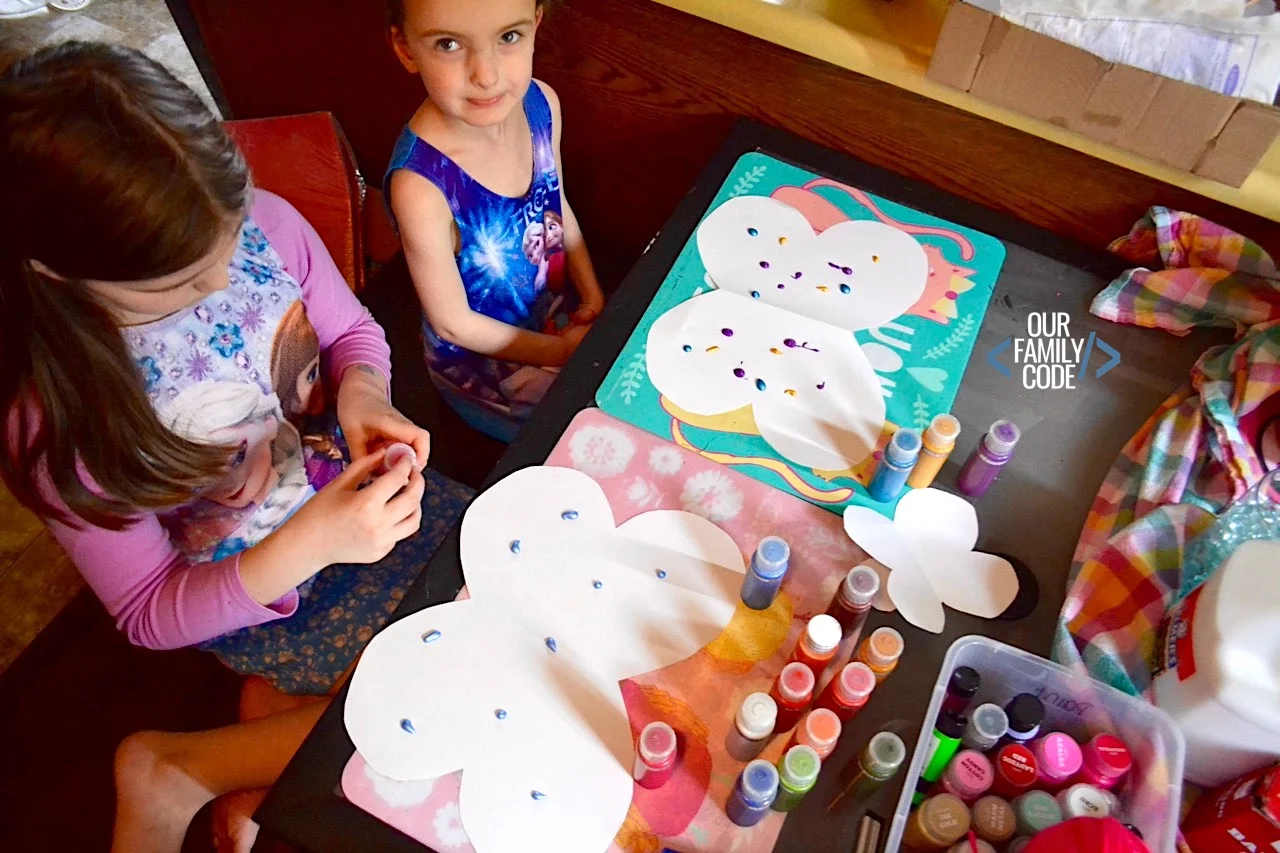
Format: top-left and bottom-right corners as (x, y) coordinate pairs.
(927, 1), (1280, 186)
(1182, 763), (1280, 852)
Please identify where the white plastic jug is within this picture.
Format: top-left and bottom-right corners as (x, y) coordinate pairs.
(1154, 539), (1280, 787)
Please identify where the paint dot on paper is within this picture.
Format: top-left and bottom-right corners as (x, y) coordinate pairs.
(561, 509), (580, 520)
(682, 344), (692, 353)
(510, 540), (521, 554)
(545, 637), (559, 653)
(817, 382), (826, 390)
(733, 368), (746, 378)
(840, 283), (851, 294)
(816, 285), (829, 293)
(531, 790), (547, 801)
(721, 328), (734, 337)
(777, 283), (786, 289)
(778, 237), (788, 245)
(792, 271), (802, 279)
(747, 227), (759, 237)
(421, 630), (442, 644)
(785, 389), (797, 397)
(400, 718), (415, 734)
(706, 346), (720, 353)
(656, 569), (668, 579)
(946, 290), (958, 300)
(872, 255), (880, 263)
(592, 580), (603, 589)
(756, 378), (767, 391)
(784, 339), (797, 348)
(750, 291), (760, 299)
(495, 709), (508, 720)
(759, 261), (770, 269)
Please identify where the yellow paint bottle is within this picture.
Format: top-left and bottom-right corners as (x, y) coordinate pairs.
(906, 414), (961, 489)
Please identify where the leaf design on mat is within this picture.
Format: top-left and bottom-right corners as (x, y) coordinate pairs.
(728, 164), (767, 198)
(913, 395), (931, 430)
(614, 347), (648, 404)
(923, 313), (976, 361)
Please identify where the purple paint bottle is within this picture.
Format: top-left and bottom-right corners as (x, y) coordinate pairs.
(956, 419), (1021, 497)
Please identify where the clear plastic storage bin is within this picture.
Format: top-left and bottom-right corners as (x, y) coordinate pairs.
(886, 636), (1185, 852)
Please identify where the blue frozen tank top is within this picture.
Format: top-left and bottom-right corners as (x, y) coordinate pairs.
(384, 83), (565, 370)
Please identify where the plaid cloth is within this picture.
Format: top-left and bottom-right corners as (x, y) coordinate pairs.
(1053, 206), (1280, 698)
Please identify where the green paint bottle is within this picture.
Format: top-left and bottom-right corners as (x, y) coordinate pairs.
(912, 709), (967, 805)
(771, 744), (821, 812)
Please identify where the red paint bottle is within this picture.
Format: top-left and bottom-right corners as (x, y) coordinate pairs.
(815, 661), (876, 722)
(989, 743), (1039, 800)
(788, 614), (843, 680)
(633, 721), (678, 789)
(770, 662), (816, 734)
(825, 565), (880, 648)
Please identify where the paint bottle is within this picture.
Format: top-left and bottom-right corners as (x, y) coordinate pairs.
(770, 662), (816, 733)
(827, 731), (907, 812)
(1001, 693), (1045, 746)
(868, 428), (922, 502)
(940, 665), (981, 715)
(912, 710), (967, 805)
(1007, 838), (1033, 853)
(902, 793), (971, 850)
(726, 759), (779, 827)
(824, 565), (880, 647)
(1011, 789), (1064, 836)
(971, 795), (1017, 844)
(856, 627), (904, 683)
(1030, 731), (1083, 791)
(1077, 733), (1132, 790)
(1056, 782), (1114, 819)
(379, 442), (417, 473)
(956, 419), (1020, 497)
(815, 661), (876, 722)
(947, 840), (995, 853)
(725, 692), (777, 762)
(739, 535), (790, 610)
(962, 703), (1008, 752)
(789, 708), (842, 760)
(989, 743), (1039, 800)
(938, 748), (994, 803)
(908, 413), (962, 490)
(788, 614), (842, 680)
(772, 744), (822, 812)
(633, 721), (678, 789)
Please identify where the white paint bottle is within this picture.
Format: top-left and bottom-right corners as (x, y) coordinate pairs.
(1153, 539), (1280, 786)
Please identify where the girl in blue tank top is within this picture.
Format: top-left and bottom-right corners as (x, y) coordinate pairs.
(385, 0), (605, 440)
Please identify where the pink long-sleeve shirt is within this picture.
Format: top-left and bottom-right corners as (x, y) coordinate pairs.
(36, 191), (392, 650)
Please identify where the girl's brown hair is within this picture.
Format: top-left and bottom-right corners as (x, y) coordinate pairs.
(0, 42), (250, 529)
(386, 0), (548, 29)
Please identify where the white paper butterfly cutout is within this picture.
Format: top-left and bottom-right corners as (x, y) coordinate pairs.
(842, 488), (1019, 633)
(344, 466), (747, 853)
(646, 196), (929, 470)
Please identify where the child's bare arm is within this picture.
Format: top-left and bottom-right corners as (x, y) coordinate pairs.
(391, 170), (576, 367)
(540, 81), (605, 324)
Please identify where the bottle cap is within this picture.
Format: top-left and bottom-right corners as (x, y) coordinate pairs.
(834, 662), (877, 706)
(775, 662), (816, 704)
(1083, 733), (1133, 782)
(885, 428), (922, 465)
(936, 709), (967, 740)
(947, 841), (995, 853)
(971, 795), (1016, 843)
(918, 794), (971, 844)
(799, 708), (842, 754)
(994, 743), (1038, 791)
(382, 442), (417, 470)
(839, 565), (881, 608)
(751, 535), (790, 579)
(1032, 732), (1082, 780)
(1003, 694), (1044, 737)
(944, 749), (993, 798)
(862, 731), (907, 780)
(964, 703), (1009, 751)
(803, 614), (843, 655)
(638, 721), (677, 766)
(735, 692), (778, 740)
(1012, 790), (1063, 835)
(863, 627), (904, 668)
(778, 744), (821, 790)
(739, 759), (779, 807)
(925, 413), (962, 449)
(983, 419), (1021, 456)
(947, 666), (981, 702)
(1056, 783), (1113, 819)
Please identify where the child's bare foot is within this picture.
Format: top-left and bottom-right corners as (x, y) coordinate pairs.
(112, 731), (216, 853)
(212, 788), (267, 853)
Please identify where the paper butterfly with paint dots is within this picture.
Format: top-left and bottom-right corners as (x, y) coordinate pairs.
(647, 194), (936, 471)
(344, 466), (748, 853)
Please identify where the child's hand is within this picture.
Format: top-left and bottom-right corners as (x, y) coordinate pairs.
(337, 366), (430, 470)
(288, 450), (425, 568)
(559, 323), (591, 362)
(572, 288), (605, 325)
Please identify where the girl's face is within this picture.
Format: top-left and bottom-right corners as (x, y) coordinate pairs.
(204, 415), (280, 509)
(297, 354), (324, 417)
(393, 0), (541, 129)
(544, 214), (564, 251)
(81, 219), (242, 326)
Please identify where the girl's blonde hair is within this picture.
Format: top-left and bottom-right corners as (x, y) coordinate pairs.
(0, 42), (250, 529)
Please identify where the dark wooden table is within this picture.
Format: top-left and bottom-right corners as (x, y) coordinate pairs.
(256, 121), (1217, 853)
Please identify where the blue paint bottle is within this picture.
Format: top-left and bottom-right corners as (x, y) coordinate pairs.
(739, 536), (790, 610)
(868, 429), (922, 503)
(726, 759), (779, 827)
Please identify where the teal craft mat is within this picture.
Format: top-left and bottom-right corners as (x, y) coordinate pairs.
(596, 152), (1006, 515)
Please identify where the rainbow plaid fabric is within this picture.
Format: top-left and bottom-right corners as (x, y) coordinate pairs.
(1053, 206), (1280, 698)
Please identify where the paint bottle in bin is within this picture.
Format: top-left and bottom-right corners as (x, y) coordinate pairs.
(913, 710), (967, 805)
(633, 721), (678, 789)
(770, 662), (816, 733)
(962, 703), (1008, 751)
(788, 614), (842, 679)
(957, 419), (1020, 497)
(908, 413), (961, 490)
(938, 748), (994, 802)
(902, 793), (971, 850)
(971, 795), (1017, 845)
(815, 661), (876, 722)
(1011, 789), (1064, 836)
(726, 759), (779, 827)
(739, 535), (790, 610)
(948, 840), (995, 853)
(868, 428), (921, 502)
(990, 743), (1039, 799)
(824, 565), (880, 647)
(1077, 733), (1132, 790)
(940, 665), (981, 715)
(1001, 693), (1045, 746)
(772, 744), (821, 812)
(725, 692), (777, 762)
(1030, 731), (1082, 791)
(788, 708), (842, 760)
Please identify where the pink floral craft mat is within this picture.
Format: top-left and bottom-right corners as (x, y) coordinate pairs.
(340, 408), (872, 852)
